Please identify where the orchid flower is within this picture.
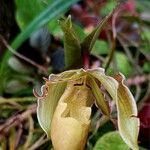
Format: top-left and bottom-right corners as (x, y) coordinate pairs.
(35, 68), (139, 150)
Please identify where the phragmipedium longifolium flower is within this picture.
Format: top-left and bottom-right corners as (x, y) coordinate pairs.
(35, 68), (139, 150)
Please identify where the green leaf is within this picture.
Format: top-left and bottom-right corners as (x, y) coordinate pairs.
(100, 0), (117, 16)
(4, 79), (29, 94)
(115, 52), (132, 77)
(91, 40), (109, 55)
(136, 0), (150, 12)
(93, 131), (130, 150)
(113, 73), (139, 150)
(48, 20), (63, 36)
(16, 0), (62, 36)
(15, 0), (51, 30)
(0, 0), (79, 94)
(59, 16), (82, 69)
(73, 24), (86, 41)
(12, 0), (79, 50)
(8, 56), (34, 74)
(143, 62), (150, 73)
(81, 10), (115, 52)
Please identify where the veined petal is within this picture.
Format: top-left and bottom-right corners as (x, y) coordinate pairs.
(49, 69), (80, 81)
(51, 78), (93, 150)
(114, 73), (139, 150)
(37, 69), (84, 138)
(88, 68), (118, 100)
(37, 81), (67, 138)
(89, 76), (110, 116)
(88, 68), (139, 149)
(49, 68), (85, 82)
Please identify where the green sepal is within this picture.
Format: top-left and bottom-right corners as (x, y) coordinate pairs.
(59, 16), (82, 69)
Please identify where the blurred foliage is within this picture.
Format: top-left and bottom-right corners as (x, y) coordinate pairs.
(115, 52), (132, 77)
(15, 0), (62, 35)
(0, 0), (80, 94)
(100, 0), (117, 16)
(15, 0), (52, 30)
(93, 131), (130, 150)
(92, 40), (109, 55)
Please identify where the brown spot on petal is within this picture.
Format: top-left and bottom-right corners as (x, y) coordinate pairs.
(74, 83), (84, 86)
(130, 115), (137, 118)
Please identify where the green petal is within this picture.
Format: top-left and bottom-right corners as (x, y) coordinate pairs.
(89, 76), (110, 116)
(88, 68), (139, 150)
(37, 81), (67, 138)
(88, 68), (118, 100)
(114, 73), (139, 150)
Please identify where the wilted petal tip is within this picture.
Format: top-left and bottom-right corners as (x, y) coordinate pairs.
(42, 77), (49, 82)
(33, 85), (48, 100)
